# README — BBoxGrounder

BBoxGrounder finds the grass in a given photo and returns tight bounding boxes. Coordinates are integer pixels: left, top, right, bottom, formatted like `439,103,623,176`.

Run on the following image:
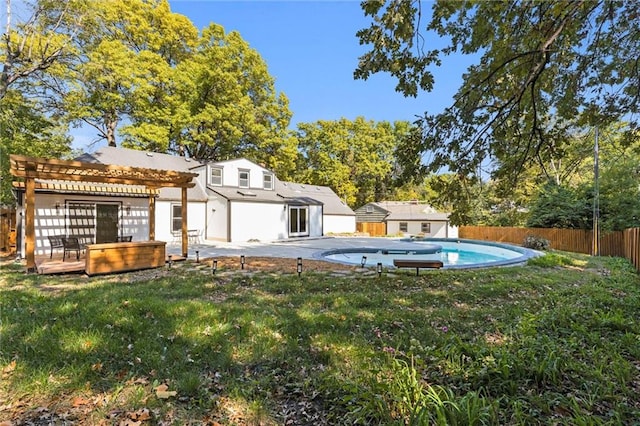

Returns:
1,252,639,424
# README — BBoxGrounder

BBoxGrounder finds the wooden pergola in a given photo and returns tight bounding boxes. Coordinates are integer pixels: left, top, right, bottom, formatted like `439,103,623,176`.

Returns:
10,154,197,272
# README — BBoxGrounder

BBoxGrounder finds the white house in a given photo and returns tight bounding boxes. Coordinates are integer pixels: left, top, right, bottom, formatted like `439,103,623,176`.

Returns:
79,148,356,243
354,201,458,238
14,147,356,255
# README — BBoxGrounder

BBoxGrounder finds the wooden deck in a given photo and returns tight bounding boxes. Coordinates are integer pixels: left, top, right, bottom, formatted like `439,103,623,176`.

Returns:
35,242,184,275
36,255,85,275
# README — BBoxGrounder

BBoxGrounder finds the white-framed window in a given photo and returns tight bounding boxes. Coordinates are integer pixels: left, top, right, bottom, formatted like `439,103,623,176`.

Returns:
421,222,431,233
263,173,273,190
365,205,374,213
172,204,182,232
399,222,408,232
210,167,222,186
239,169,250,188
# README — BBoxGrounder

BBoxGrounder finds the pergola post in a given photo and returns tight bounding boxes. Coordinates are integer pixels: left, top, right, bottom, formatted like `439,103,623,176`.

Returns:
181,186,188,257
25,176,35,272
148,195,156,240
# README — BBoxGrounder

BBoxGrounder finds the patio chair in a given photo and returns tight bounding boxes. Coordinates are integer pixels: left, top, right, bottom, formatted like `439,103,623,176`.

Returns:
47,235,64,259
62,237,82,261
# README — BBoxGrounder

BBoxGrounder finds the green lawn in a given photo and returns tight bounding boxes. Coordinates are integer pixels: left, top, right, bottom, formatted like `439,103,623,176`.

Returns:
1,252,639,425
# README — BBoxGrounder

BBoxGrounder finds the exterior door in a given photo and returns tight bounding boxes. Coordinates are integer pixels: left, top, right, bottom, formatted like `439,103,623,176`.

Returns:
96,204,120,243
289,206,309,237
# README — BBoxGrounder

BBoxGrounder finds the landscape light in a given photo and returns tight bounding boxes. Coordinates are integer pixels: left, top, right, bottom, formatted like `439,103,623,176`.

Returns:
168,255,172,268
297,257,302,277
377,262,383,277
240,255,245,269
212,259,217,275
361,256,367,268
195,250,199,263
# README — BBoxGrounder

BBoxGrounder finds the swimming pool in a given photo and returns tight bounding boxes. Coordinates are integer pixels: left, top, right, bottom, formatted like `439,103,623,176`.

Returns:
317,238,541,269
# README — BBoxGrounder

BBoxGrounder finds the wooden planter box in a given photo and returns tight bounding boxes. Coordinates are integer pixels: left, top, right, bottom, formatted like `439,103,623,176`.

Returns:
85,241,166,276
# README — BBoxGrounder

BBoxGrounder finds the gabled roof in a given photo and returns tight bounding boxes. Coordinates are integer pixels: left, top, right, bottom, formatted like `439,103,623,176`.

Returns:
279,181,354,216
76,147,208,201
76,146,202,172
207,179,354,215
74,148,354,213
370,201,450,221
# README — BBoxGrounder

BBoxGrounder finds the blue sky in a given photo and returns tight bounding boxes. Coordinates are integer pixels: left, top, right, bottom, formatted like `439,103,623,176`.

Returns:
74,1,474,150
169,0,467,126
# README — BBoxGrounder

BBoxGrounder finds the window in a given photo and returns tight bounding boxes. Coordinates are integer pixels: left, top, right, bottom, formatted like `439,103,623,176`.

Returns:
365,205,374,213
210,167,222,186
239,170,250,188
172,204,182,232
421,222,431,233
399,222,408,232
263,173,273,190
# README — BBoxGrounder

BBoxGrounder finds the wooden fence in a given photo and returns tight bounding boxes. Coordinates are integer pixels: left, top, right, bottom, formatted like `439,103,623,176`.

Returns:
0,208,16,254
356,222,386,237
459,225,640,272
624,228,640,272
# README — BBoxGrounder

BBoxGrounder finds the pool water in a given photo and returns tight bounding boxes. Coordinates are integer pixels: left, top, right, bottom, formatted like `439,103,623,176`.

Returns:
320,239,538,269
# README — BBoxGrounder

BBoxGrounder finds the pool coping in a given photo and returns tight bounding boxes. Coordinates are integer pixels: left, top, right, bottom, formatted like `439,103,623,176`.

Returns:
313,238,543,270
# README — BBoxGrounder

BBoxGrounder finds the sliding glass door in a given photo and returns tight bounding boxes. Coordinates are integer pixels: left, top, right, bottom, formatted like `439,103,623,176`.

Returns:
288,206,308,237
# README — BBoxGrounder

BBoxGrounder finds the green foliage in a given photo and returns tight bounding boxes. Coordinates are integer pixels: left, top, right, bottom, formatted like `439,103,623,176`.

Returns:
597,136,640,231
56,0,199,147
295,118,410,206
170,24,296,178
0,0,90,99
526,181,592,229
527,252,575,268
356,1,640,221
0,90,71,204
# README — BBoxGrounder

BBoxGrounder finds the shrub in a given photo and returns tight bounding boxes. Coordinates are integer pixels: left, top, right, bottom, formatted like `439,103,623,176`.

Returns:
523,235,550,250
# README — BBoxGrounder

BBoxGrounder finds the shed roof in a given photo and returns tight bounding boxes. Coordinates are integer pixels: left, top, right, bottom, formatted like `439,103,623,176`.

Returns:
371,201,450,221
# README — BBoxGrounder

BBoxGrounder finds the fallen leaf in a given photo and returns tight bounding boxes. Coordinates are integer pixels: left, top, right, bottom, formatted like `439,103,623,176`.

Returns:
154,384,177,399
72,396,90,407
2,360,16,374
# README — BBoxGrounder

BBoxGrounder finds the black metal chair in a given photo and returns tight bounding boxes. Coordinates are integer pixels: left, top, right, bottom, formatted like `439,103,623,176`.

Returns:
47,235,64,259
62,237,81,261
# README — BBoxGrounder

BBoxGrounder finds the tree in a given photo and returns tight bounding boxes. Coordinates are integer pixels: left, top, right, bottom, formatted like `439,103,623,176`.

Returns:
356,1,640,220
0,90,71,204
526,181,592,229
596,131,640,231
56,0,198,147
295,117,407,207
169,24,296,178
1,0,88,99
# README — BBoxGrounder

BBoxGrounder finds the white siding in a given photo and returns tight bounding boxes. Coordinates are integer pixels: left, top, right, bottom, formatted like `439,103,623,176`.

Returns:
207,197,228,241
21,194,148,256
308,205,323,237
387,220,457,238
211,159,273,189
230,202,287,242
154,201,206,243
324,215,356,234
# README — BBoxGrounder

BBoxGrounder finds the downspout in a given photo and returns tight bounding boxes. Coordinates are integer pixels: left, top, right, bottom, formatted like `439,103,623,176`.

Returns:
227,199,231,242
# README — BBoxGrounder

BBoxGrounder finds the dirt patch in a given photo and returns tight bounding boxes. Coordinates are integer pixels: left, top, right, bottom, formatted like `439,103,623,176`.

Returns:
202,256,359,273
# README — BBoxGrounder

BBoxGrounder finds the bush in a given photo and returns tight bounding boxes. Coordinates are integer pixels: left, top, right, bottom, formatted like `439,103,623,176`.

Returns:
523,235,550,250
